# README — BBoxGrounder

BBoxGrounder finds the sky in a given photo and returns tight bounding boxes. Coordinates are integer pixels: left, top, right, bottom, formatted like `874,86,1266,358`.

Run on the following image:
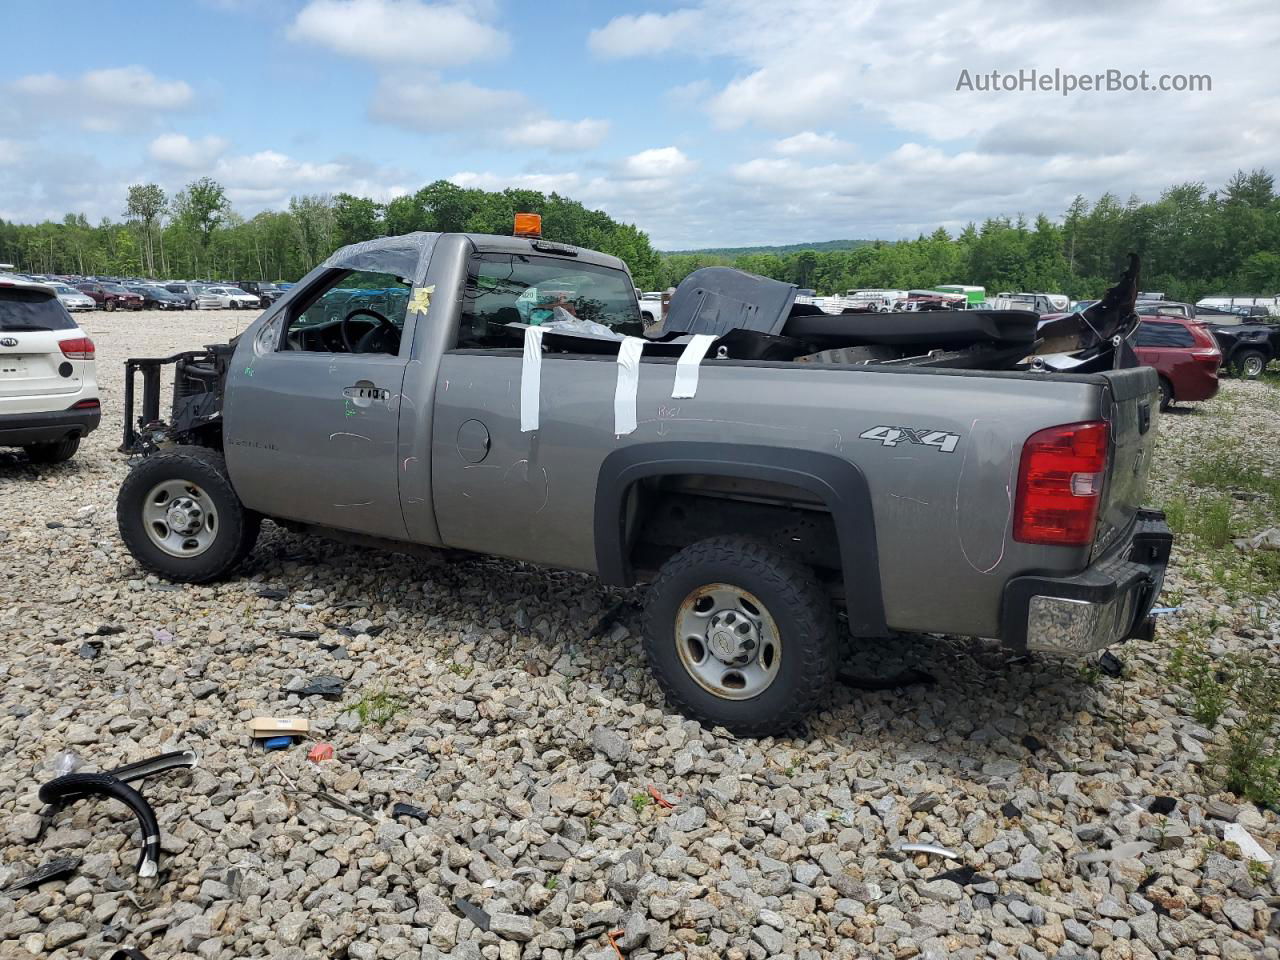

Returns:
1,0,1277,249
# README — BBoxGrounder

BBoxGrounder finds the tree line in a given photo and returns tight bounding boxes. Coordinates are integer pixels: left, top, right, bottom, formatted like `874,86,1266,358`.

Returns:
0,169,1276,302
0,178,663,288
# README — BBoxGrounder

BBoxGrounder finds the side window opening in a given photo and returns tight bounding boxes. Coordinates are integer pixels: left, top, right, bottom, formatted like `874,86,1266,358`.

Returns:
282,269,411,355
457,253,643,350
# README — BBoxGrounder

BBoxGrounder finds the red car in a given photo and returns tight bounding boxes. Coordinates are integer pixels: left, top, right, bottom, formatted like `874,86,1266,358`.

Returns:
1133,315,1221,409
75,281,144,311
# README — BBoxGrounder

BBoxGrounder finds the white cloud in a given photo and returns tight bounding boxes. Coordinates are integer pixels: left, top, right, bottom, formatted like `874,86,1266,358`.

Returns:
149,133,229,168
576,0,1280,247
503,118,610,152
7,66,193,133
588,9,703,57
773,131,851,156
81,67,193,110
0,140,25,166
369,74,525,131
619,146,697,180
369,75,608,153
289,0,508,66
449,170,588,195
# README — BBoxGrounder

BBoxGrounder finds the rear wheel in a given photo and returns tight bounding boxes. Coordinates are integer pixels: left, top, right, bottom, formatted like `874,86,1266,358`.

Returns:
23,436,80,463
1158,377,1173,410
1235,349,1268,380
642,536,837,737
117,446,260,583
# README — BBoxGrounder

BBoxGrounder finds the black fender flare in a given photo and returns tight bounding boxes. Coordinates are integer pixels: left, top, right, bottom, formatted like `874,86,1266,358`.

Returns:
594,442,888,637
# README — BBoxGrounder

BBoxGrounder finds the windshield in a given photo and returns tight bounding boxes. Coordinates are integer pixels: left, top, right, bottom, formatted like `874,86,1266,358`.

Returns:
0,289,77,332
52,284,76,294
103,283,129,293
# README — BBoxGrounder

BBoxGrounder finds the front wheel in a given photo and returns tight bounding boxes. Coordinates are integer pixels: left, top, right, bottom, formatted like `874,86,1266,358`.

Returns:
104,300,116,312
642,536,837,737
1158,377,1173,410
1235,349,1268,380
117,446,260,583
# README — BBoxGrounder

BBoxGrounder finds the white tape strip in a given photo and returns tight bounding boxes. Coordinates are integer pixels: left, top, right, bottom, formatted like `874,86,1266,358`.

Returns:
672,334,717,398
520,326,543,432
613,336,646,436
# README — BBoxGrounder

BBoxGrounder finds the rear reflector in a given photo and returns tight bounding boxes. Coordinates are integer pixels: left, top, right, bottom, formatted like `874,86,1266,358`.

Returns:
71,398,100,410
59,336,95,359
1014,420,1110,546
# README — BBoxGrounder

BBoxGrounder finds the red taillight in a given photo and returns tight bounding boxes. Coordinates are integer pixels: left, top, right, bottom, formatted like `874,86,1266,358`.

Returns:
1014,421,1110,546
59,336,95,359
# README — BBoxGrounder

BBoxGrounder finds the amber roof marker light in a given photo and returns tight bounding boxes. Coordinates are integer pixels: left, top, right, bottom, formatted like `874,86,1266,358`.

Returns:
514,212,542,238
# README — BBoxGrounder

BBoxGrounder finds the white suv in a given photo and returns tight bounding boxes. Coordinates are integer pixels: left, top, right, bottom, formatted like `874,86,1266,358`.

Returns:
0,276,100,462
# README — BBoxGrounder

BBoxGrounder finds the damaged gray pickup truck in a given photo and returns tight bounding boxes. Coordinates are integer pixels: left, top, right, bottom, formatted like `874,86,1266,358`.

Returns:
116,229,1170,735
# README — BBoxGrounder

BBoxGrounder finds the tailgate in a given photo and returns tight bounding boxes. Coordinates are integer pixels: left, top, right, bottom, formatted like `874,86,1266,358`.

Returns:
1094,366,1160,556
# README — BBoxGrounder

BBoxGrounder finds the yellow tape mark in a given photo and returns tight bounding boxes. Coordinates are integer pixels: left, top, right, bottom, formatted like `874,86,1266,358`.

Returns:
409,284,435,315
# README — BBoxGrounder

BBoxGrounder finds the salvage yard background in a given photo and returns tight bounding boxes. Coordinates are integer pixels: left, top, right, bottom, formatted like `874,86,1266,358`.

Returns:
1,309,1278,958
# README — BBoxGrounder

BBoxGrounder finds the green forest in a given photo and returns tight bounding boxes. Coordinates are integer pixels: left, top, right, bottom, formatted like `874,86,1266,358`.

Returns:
1,169,1277,302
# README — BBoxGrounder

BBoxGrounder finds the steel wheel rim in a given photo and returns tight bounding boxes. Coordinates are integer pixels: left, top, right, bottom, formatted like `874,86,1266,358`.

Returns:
1244,355,1264,377
675,583,781,700
142,479,220,558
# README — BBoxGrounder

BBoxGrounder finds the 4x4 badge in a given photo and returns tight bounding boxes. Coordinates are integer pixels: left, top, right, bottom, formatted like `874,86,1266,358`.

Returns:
859,424,961,453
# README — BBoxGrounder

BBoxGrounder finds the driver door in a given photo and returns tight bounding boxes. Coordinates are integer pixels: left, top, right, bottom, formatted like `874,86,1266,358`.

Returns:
223,269,413,539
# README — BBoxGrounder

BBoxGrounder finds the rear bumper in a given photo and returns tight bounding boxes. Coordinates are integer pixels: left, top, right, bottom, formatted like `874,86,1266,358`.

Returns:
0,405,101,446
1001,510,1172,656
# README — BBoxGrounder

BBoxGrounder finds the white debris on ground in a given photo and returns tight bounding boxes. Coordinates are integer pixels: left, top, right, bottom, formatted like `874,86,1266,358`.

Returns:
0,309,1277,960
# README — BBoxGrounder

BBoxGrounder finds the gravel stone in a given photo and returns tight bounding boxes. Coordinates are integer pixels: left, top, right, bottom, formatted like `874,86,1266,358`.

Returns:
0,315,1276,960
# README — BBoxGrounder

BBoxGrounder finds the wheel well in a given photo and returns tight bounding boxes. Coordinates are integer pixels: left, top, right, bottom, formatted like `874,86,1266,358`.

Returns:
623,475,843,588
594,442,888,637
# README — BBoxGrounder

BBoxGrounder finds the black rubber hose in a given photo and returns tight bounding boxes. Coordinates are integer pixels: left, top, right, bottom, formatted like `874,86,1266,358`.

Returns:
38,773,161,878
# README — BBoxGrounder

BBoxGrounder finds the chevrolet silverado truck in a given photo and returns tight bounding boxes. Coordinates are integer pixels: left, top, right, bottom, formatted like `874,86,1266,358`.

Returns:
114,229,1170,735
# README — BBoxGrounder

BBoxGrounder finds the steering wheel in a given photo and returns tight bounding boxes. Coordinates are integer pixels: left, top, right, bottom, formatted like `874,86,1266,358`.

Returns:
339,308,398,354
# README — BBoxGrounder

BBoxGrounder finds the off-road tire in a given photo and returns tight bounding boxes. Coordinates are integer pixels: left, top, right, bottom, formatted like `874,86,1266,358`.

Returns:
117,446,260,583
1158,377,1173,411
23,435,80,463
642,536,838,737
1234,349,1268,380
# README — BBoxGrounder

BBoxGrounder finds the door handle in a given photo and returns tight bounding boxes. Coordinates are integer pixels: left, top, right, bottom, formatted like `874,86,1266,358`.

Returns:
343,383,390,402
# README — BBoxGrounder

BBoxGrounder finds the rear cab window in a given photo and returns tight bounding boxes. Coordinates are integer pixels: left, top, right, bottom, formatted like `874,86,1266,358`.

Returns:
0,288,76,332
457,253,642,349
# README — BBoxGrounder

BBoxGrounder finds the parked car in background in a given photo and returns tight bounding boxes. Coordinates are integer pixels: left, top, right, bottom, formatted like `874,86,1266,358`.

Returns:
196,286,261,310
48,282,96,312
0,276,99,462
1137,301,1195,320
75,281,143,311
164,283,207,304
234,281,285,305
1133,315,1222,408
126,284,189,310
1201,311,1280,379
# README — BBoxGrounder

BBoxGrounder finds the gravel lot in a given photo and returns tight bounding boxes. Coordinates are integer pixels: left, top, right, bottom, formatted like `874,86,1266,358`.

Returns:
1,309,1277,959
